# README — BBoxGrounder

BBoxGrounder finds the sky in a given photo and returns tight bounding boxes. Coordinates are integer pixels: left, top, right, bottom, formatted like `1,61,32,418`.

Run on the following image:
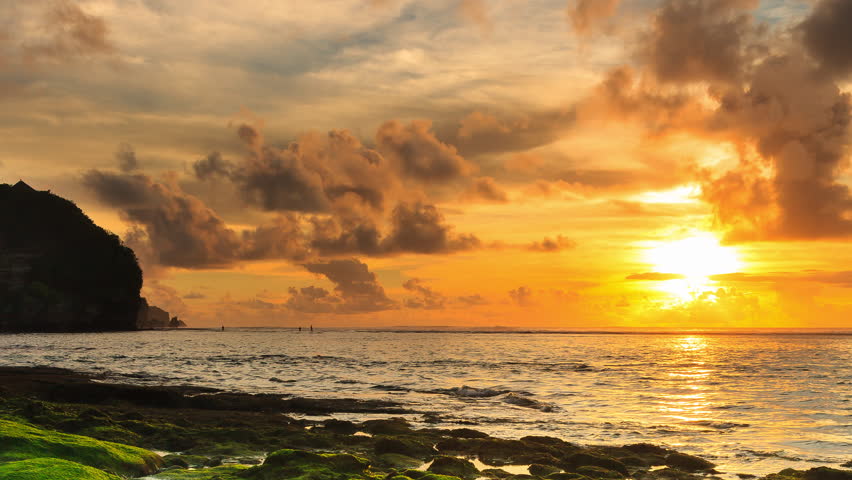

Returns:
1,0,851,328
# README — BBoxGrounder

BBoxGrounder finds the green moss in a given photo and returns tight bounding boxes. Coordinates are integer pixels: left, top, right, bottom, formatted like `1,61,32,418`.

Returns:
0,458,121,480
0,418,162,476
428,456,479,479
377,453,425,469
245,448,373,480
149,465,250,479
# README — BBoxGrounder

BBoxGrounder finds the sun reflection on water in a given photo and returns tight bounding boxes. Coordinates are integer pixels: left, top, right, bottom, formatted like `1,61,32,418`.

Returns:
657,336,716,424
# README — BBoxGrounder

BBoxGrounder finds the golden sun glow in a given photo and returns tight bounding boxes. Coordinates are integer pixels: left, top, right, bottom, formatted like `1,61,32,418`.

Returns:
645,234,743,301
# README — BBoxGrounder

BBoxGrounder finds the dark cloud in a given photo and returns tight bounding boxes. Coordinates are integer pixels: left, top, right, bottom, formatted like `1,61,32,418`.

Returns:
115,143,139,172
526,235,576,252
462,176,508,203
403,278,446,309
451,110,576,158
589,0,852,242
642,0,761,85
197,127,391,214
82,170,311,268
83,170,242,268
301,259,397,313
627,272,687,280
801,0,852,78
183,292,206,299
192,152,234,180
22,0,114,63
457,294,488,306
566,0,621,36
285,286,340,314
376,120,474,183
509,286,533,307
381,202,481,255
703,55,852,240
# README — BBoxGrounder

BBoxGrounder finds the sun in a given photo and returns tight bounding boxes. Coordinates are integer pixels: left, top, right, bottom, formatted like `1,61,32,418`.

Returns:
646,233,742,279
644,233,742,300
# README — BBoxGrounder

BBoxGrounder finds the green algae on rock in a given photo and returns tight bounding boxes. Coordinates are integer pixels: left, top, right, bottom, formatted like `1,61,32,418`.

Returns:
0,419,162,476
242,448,375,480
147,464,250,480
0,458,121,480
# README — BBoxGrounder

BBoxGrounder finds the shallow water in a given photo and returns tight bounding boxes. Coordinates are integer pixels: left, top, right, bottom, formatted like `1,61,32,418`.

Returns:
1,330,850,475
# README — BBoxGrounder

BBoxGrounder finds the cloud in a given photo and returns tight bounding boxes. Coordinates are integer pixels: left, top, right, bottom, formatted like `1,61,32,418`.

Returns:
403,278,446,309
19,0,115,64
82,170,310,268
376,120,475,183
461,176,508,203
566,0,621,36
509,286,533,306
381,202,481,254
627,272,687,280
115,143,138,172
526,235,576,252
192,152,234,180
299,259,397,313
801,0,852,78
458,0,492,35
456,294,488,306
183,291,207,299
584,0,852,242
641,0,762,85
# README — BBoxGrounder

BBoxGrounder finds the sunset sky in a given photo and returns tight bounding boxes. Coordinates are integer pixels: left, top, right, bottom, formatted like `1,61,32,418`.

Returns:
2,0,851,328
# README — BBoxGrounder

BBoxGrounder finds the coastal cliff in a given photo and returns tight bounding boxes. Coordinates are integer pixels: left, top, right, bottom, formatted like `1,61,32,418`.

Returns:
0,181,144,332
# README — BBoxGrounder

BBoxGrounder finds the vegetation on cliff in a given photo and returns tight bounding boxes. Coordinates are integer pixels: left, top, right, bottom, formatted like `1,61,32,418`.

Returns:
0,181,143,331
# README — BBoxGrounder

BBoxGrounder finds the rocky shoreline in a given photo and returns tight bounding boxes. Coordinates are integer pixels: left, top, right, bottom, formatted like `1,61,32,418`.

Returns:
0,366,849,480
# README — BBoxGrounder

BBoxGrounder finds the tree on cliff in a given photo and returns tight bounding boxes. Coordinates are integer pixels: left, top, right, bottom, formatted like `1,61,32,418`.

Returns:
0,181,143,331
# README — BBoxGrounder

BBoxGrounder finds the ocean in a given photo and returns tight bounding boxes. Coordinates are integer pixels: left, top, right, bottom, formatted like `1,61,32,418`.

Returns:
1,329,849,476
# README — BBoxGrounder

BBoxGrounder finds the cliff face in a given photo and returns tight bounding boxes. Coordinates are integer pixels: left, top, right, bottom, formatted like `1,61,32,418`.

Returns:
0,181,144,332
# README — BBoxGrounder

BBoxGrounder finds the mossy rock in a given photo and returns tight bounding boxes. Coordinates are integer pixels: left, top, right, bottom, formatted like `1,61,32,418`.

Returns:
377,453,425,469
561,453,628,477
547,473,589,480
149,465,250,479
802,467,852,480
0,458,121,480
575,466,624,479
664,453,715,472
245,448,371,480
530,464,562,476
0,419,162,476
428,456,479,479
376,436,435,458
362,418,413,435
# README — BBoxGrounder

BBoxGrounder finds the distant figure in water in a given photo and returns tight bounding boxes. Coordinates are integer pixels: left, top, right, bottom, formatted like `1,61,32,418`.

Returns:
310,325,313,332
298,327,301,332
221,326,224,332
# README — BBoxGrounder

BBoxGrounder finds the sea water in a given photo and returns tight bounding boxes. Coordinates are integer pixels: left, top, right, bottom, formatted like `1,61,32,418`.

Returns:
1,330,849,475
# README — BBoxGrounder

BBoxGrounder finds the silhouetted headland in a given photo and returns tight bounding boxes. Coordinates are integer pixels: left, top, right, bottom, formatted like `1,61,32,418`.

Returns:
0,181,181,332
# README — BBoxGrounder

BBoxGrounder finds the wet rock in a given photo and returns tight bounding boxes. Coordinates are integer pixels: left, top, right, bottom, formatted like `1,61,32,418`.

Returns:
377,453,424,469
375,437,435,458
363,418,413,435
842,463,852,469
547,473,590,480
428,456,480,479
482,468,513,478
322,419,359,435
576,466,625,479
530,464,562,476
802,467,852,480
561,453,629,477
449,428,490,439
664,453,715,472
623,444,671,456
